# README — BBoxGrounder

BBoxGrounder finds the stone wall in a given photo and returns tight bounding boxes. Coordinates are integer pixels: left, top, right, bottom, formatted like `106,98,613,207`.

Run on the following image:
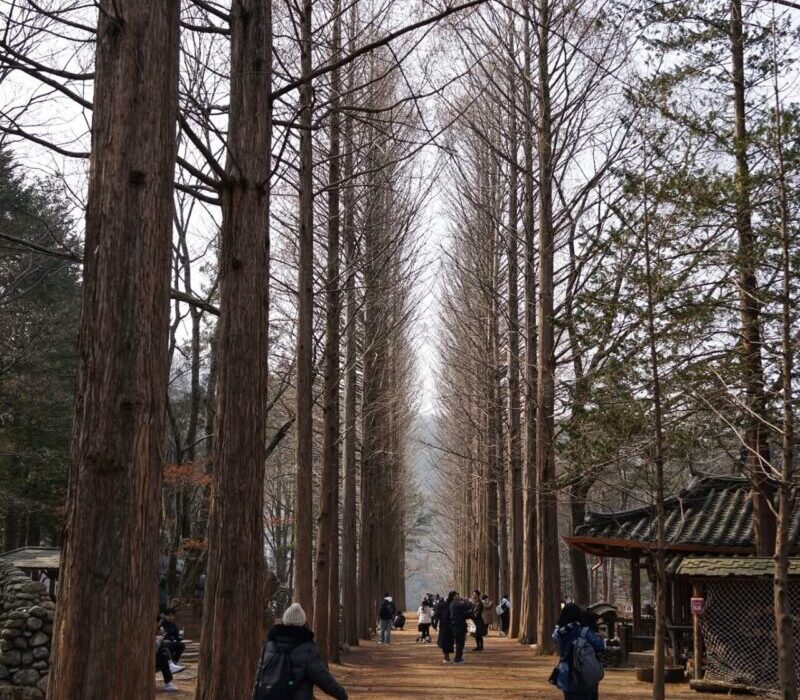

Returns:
0,563,53,699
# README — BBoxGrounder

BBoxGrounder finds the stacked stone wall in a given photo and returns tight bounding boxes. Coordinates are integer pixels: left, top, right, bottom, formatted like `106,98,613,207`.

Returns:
0,563,53,699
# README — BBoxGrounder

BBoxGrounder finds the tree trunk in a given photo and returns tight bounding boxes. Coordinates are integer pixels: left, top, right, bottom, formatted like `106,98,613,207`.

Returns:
340,27,359,647
519,4,539,645
506,13,524,638
534,0,561,654
569,484,590,605
358,201,378,640
642,138,666,700
294,0,316,622
771,55,796,700
730,0,774,556
314,0,342,661
195,1,272,697
48,3,180,698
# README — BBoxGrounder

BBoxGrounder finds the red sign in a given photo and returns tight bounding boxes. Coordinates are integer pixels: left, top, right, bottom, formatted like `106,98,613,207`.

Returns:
691,597,705,615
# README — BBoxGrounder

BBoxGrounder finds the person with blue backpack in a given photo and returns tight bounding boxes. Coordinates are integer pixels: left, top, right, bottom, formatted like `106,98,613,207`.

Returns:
251,603,348,700
550,603,605,700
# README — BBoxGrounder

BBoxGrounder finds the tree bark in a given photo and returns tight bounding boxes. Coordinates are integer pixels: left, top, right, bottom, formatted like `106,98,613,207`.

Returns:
771,52,796,700
294,0,315,622
340,15,359,646
314,0,342,662
48,2,180,697
568,483,591,606
534,0,561,654
506,11,524,638
195,0,272,697
519,4,539,645
642,136,666,700
730,0,775,556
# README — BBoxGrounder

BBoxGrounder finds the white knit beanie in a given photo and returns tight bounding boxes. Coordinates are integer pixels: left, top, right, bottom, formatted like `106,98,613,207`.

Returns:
282,603,307,627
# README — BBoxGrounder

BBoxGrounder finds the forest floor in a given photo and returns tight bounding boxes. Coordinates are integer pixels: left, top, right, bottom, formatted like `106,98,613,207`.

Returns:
158,614,744,699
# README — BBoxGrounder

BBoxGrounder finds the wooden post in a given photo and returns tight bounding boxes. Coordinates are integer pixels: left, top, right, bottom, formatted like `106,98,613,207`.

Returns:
632,551,642,635
692,581,703,680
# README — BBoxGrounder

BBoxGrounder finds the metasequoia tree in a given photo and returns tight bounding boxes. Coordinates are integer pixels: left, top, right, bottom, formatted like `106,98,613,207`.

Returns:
294,0,316,622
505,5,524,639
313,0,343,662
48,2,181,698
340,0,360,647
195,0,272,696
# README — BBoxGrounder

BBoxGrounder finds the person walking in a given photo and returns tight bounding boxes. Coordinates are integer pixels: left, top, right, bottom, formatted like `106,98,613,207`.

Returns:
550,603,605,700
252,603,348,700
378,594,396,644
436,591,456,663
449,593,474,664
417,598,433,643
497,594,511,637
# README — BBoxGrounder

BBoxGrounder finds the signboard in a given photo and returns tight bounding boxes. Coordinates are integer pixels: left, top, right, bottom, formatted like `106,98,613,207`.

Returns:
690,597,705,615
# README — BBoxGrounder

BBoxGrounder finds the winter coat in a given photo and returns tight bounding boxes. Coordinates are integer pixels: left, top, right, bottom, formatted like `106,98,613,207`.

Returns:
552,621,605,693
161,619,181,643
254,624,348,700
418,605,433,625
378,597,396,621
435,599,454,653
472,600,488,636
449,600,473,631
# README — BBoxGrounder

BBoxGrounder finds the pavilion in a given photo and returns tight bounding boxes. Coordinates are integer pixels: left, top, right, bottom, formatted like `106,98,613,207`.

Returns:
564,472,800,666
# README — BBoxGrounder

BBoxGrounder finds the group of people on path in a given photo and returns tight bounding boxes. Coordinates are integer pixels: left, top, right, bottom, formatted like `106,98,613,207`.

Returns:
431,589,499,663
240,593,606,700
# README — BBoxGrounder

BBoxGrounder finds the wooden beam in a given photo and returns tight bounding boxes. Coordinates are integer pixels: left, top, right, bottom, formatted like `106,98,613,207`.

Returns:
632,551,642,635
692,581,703,681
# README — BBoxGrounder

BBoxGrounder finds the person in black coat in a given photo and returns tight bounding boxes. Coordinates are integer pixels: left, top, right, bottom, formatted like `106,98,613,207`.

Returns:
449,594,474,664
436,591,456,663
161,608,185,664
252,603,348,700
470,590,487,651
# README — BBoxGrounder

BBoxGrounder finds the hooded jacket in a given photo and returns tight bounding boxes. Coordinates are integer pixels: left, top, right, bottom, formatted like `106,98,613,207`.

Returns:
254,624,348,700
552,621,605,692
378,597,396,620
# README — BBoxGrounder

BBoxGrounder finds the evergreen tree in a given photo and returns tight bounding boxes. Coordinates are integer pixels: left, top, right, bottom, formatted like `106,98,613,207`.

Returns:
0,152,80,549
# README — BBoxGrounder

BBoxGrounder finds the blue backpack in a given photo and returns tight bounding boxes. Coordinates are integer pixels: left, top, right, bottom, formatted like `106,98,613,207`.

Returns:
572,628,604,688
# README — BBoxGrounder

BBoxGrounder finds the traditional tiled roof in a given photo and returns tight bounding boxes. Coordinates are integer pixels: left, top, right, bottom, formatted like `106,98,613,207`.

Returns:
677,557,800,578
0,547,61,571
567,473,800,554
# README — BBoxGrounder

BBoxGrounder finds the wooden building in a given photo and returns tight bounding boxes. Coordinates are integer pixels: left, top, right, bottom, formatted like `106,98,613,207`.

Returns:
677,557,800,697
564,472,800,668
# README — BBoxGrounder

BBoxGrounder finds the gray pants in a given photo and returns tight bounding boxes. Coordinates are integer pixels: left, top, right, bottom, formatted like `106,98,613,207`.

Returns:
379,618,392,643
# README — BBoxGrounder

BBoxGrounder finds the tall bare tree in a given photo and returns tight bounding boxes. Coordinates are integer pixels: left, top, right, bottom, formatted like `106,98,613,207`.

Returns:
196,1,272,697
49,2,181,698
294,0,316,622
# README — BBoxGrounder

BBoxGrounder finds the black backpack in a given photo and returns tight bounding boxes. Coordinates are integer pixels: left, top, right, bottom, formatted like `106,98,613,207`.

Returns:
252,644,296,700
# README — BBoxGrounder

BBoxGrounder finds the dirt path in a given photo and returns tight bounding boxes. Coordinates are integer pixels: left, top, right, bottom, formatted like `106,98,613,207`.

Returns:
330,617,729,700
161,614,744,699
